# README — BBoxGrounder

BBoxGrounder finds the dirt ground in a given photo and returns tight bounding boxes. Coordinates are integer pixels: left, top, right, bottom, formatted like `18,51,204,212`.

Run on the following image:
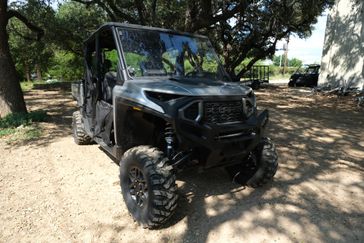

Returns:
1,85,363,243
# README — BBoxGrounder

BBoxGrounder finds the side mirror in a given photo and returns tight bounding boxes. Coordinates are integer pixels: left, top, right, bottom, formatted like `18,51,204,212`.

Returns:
127,66,135,77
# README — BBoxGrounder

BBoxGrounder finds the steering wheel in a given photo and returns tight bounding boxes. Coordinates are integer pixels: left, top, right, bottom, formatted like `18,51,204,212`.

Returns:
185,71,199,77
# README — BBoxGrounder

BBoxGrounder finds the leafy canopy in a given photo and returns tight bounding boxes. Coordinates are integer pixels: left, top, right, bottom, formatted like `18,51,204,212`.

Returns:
73,0,333,80
8,0,333,81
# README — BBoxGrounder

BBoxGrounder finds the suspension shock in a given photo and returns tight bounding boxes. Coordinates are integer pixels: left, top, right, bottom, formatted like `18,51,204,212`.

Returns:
164,123,175,159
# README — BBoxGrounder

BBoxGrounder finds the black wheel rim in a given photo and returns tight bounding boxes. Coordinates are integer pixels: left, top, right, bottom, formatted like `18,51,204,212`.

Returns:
245,152,258,171
128,167,148,207
232,152,258,184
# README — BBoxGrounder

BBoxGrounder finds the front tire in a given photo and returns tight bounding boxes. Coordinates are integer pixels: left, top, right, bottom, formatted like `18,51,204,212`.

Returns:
246,137,278,187
227,137,278,187
119,146,178,228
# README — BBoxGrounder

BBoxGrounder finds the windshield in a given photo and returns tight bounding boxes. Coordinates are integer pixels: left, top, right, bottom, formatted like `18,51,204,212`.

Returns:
118,28,229,81
305,66,319,74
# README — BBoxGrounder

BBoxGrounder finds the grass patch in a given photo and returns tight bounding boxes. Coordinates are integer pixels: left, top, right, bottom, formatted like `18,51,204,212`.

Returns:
0,110,47,129
0,111,47,143
21,80,45,92
4,125,43,144
0,128,16,138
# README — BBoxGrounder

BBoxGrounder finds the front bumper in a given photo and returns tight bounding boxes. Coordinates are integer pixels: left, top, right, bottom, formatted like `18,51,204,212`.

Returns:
175,109,269,168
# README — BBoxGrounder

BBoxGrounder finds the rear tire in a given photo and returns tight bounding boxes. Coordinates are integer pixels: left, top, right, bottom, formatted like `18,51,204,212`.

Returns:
72,111,92,145
119,146,178,229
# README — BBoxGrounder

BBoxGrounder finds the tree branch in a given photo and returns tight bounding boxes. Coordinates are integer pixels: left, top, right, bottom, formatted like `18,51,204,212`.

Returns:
7,10,44,40
8,22,39,41
190,4,242,32
72,0,138,23
72,0,115,20
134,0,147,25
151,0,158,23
235,30,289,80
103,0,137,23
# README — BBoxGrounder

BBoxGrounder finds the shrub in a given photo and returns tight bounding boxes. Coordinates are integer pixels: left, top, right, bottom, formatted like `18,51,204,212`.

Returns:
0,110,48,129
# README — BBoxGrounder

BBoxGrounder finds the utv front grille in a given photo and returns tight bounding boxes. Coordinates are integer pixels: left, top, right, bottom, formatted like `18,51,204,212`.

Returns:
204,101,244,124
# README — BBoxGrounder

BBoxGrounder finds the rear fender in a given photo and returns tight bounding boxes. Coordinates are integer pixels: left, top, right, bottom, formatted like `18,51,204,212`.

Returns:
71,80,85,107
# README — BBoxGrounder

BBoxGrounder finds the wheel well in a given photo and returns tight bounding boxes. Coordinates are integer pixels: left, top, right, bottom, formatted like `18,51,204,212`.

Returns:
115,107,168,152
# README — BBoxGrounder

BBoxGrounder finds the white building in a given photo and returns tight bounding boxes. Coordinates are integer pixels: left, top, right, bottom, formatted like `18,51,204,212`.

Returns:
319,0,364,89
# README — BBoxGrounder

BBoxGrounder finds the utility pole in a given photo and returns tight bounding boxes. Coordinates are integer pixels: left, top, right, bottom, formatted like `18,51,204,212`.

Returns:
283,35,290,75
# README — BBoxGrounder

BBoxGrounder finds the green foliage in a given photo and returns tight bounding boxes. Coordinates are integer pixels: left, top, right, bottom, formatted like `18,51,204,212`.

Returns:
235,59,265,75
201,58,218,73
20,80,45,91
47,51,83,80
269,65,297,77
272,55,281,66
0,111,46,142
8,0,106,82
7,0,331,83
0,128,17,138
8,0,56,80
48,1,106,80
124,52,146,76
1,125,43,143
272,55,303,67
0,111,47,129
17,126,42,140
53,1,107,55
104,50,119,72
289,58,303,67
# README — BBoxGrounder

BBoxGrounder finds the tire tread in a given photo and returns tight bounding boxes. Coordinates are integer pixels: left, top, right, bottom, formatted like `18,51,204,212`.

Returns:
72,111,92,145
120,146,178,229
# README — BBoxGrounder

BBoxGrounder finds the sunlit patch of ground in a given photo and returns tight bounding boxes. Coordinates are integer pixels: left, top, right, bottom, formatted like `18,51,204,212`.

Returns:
0,86,363,242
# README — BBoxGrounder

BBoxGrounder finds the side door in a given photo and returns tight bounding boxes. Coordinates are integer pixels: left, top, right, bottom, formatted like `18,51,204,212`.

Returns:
83,36,100,137
93,28,122,146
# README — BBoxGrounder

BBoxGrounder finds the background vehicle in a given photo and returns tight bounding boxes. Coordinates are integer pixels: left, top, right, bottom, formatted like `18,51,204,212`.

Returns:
71,23,278,228
288,64,320,87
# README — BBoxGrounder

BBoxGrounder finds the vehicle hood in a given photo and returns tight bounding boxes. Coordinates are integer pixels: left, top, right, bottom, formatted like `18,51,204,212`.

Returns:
123,78,252,97
113,78,253,114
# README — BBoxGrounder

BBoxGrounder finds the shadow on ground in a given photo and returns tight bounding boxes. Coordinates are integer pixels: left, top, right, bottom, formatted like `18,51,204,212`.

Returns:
7,85,363,242
86,87,363,242
162,87,364,242
5,84,75,148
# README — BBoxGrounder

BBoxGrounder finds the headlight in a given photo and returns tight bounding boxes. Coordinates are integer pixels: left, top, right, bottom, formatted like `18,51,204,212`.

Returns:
145,91,184,102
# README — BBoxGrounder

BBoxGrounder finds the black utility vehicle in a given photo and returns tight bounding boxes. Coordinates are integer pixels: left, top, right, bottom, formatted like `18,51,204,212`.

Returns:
288,64,320,87
71,23,278,228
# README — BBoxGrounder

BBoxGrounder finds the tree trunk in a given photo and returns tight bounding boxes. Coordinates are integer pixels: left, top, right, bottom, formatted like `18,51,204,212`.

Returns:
0,1,27,118
35,63,42,81
24,62,31,81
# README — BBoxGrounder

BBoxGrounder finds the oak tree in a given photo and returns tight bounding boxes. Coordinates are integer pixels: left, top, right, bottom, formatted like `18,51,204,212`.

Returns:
0,0,43,117
73,0,333,80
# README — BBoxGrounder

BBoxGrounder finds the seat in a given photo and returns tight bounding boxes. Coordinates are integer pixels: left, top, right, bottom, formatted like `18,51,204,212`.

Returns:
100,59,116,103
103,71,117,103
